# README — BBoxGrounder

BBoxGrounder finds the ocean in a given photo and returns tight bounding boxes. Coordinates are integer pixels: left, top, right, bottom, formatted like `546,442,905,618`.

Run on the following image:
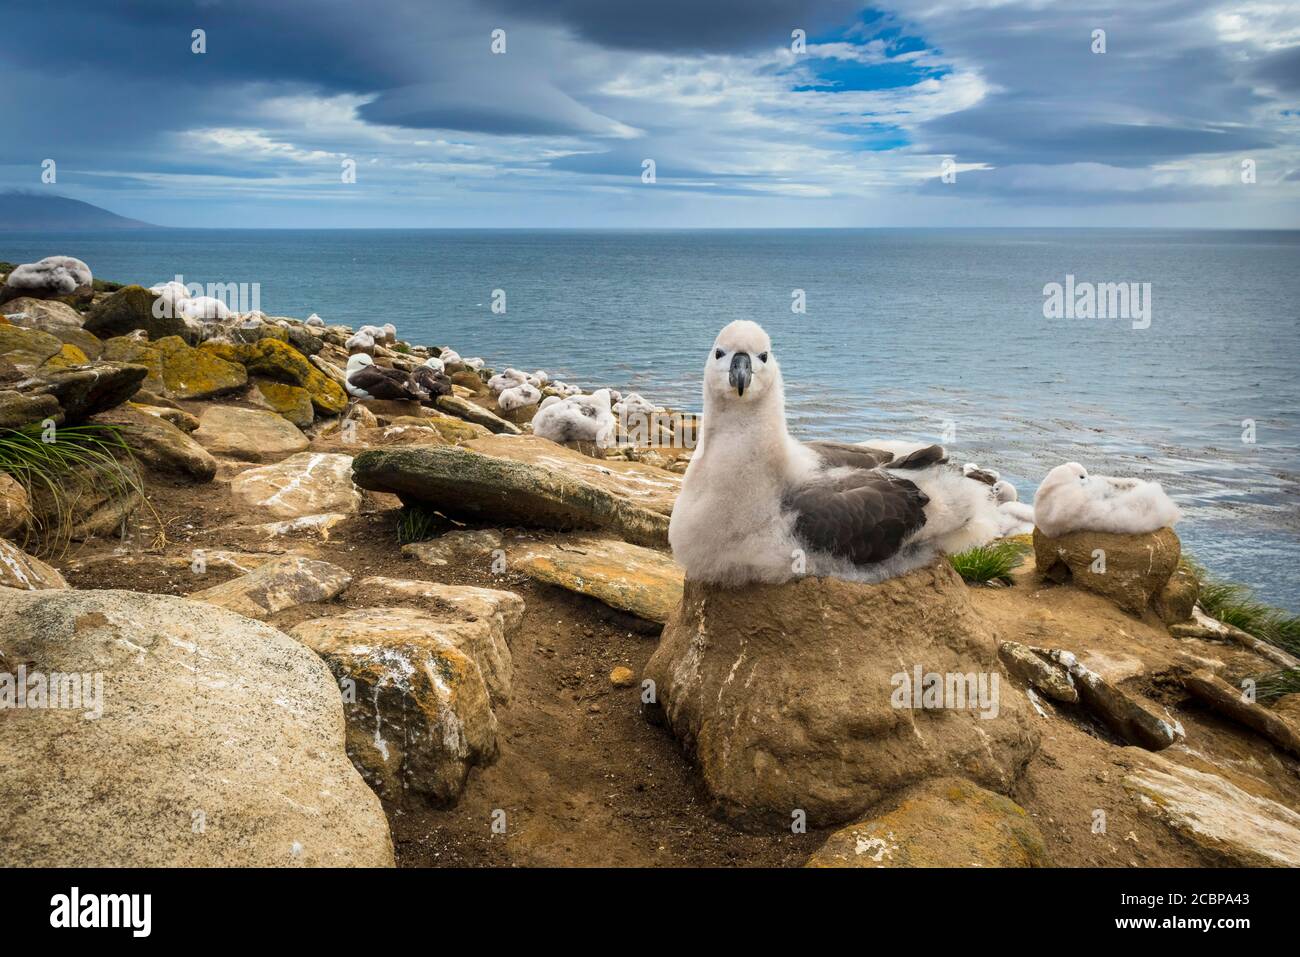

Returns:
4,228,1298,609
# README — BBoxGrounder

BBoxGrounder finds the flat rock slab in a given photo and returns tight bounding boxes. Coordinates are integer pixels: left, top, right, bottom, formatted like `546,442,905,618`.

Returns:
466,434,681,516
645,562,1040,828
189,554,351,619
1034,527,1180,617
510,536,682,623
806,777,1049,867
352,443,670,547
403,528,505,569
0,588,393,866
230,452,362,520
289,607,500,806
1124,751,1300,867
0,539,67,589
193,405,310,462
435,394,521,435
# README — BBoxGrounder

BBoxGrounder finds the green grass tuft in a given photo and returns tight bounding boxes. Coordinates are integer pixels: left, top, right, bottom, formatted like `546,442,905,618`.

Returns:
0,422,147,556
949,540,1030,585
1181,558,1300,657
1252,667,1300,704
395,504,442,545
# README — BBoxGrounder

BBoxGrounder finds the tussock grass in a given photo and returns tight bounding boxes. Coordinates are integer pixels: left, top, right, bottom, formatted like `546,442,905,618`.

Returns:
1181,558,1300,657
0,423,150,556
395,504,442,545
1252,667,1300,704
949,540,1029,585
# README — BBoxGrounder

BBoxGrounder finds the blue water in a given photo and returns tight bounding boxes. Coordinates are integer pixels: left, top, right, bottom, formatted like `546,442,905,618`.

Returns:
4,228,1298,608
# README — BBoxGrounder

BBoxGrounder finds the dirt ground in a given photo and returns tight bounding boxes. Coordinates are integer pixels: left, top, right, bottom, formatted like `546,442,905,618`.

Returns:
50,453,1300,868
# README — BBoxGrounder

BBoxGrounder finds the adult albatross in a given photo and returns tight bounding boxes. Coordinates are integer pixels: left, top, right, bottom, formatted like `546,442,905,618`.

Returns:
668,320,1001,585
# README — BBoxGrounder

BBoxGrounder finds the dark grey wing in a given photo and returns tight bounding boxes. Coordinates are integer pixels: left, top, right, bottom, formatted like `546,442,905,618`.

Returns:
806,441,895,470
888,444,948,469
351,366,415,400
964,467,998,485
412,367,451,397
786,471,929,565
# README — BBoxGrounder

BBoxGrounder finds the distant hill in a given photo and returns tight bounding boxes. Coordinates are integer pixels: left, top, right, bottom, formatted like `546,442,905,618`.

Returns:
0,192,156,230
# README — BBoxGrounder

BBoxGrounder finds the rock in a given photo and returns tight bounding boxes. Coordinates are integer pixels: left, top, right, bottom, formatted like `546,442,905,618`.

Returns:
288,608,500,805
805,777,1049,867
251,376,314,426
26,461,144,541
13,361,147,421
84,285,195,341
93,407,217,481
451,370,487,394
0,389,60,429
435,394,522,435
610,666,636,688
232,512,349,540
130,401,200,432
100,336,165,393
0,256,92,304
402,528,505,568
189,554,352,619
465,433,680,517
1046,649,1179,750
192,406,310,462
153,335,247,400
348,578,523,702
511,535,683,623
200,339,347,415
1033,526,1180,616
359,397,426,421
230,452,362,520
0,588,394,866
1180,668,1300,758
41,342,91,370
1124,751,1300,867
644,563,1039,827
0,323,63,369
1,298,102,359
1153,566,1199,624
1172,607,1300,670
998,640,1079,703
388,413,491,444
0,538,67,589
0,473,32,538
352,444,671,548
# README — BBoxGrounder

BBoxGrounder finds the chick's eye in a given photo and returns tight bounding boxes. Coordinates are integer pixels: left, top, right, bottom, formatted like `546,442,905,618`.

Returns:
714,349,725,359
757,352,768,362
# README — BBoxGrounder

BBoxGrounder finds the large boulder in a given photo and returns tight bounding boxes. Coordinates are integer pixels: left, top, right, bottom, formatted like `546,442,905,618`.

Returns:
94,407,218,481
0,390,60,429
200,339,346,415
251,377,314,426
0,588,394,866
27,460,144,541
644,562,1040,827
289,607,501,805
0,323,63,369
12,361,147,421
1033,527,1180,616
230,452,362,520
805,777,1049,867
0,256,92,304
1,297,102,359
192,406,310,462
152,336,247,400
352,443,671,548
84,285,197,341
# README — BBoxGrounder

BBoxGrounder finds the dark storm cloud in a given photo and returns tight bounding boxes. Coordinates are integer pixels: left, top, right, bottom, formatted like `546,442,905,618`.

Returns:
479,0,863,53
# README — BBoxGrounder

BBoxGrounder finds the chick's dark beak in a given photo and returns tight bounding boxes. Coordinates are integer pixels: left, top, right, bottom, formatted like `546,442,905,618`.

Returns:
729,352,752,396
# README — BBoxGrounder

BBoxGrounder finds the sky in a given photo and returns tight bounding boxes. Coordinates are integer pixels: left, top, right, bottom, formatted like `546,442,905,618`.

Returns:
3,0,1299,228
